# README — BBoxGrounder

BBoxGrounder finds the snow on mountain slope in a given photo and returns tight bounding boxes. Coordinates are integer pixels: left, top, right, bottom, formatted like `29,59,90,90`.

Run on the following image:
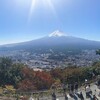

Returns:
49,30,66,37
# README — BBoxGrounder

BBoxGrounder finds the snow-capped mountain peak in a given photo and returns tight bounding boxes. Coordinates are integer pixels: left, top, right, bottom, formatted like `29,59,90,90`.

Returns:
49,30,65,37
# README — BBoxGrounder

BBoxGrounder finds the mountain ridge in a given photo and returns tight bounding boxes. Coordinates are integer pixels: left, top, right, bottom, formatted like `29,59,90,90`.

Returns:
1,30,100,47
0,31,100,53
1,35,100,47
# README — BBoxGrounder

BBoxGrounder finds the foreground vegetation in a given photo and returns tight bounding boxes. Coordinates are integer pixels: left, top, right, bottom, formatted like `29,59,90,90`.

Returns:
0,57,100,93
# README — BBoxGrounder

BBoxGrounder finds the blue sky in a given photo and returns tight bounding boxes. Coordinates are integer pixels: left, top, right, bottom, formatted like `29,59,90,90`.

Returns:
0,0,100,45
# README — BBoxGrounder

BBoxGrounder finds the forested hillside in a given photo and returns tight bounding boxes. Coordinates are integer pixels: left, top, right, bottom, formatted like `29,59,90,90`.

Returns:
0,57,100,92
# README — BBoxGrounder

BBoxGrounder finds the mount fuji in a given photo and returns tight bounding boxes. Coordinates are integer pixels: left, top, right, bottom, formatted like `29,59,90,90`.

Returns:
0,30,100,54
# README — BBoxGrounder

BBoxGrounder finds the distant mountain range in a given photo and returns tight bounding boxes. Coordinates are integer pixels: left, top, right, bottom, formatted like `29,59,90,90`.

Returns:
0,30,100,54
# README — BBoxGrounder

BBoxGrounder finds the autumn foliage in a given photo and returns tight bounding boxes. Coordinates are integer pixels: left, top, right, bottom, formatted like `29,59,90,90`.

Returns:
18,67,54,91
